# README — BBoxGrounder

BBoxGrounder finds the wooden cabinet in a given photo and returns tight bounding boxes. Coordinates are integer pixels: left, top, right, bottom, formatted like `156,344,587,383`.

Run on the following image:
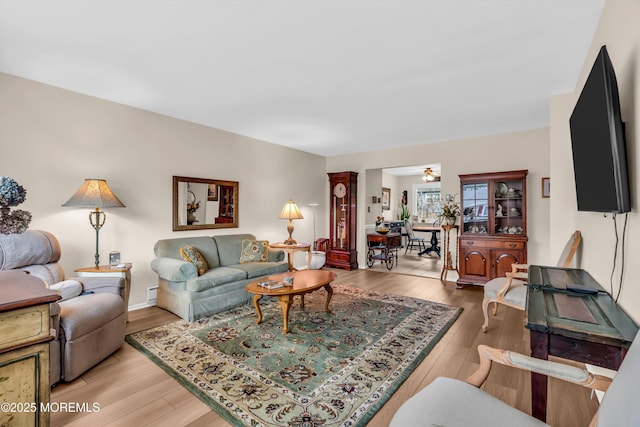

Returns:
0,271,60,427
215,184,235,224
327,172,358,270
457,170,528,286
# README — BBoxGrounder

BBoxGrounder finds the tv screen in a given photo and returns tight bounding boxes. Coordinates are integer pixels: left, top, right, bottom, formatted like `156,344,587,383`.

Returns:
570,45,630,213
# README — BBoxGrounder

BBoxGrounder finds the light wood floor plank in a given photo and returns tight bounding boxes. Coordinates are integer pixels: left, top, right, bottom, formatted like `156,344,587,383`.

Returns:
51,264,597,426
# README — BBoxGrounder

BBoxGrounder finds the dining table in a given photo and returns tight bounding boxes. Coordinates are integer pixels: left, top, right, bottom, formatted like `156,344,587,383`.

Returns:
412,224,441,257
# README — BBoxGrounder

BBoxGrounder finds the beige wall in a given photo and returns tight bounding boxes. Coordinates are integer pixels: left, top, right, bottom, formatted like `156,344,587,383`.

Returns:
550,0,640,321
327,128,551,269
0,73,327,307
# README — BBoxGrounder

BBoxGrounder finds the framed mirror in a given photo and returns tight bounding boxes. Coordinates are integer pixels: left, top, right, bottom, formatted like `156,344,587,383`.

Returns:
173,176,239,231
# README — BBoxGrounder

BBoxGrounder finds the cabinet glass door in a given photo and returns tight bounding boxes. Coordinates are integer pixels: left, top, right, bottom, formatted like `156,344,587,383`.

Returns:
462,182,489,234
333,195,348,249
493,179,524,235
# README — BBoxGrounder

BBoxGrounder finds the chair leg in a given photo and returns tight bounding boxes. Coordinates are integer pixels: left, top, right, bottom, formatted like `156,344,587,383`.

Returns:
492,301,498,316
482,297,491,333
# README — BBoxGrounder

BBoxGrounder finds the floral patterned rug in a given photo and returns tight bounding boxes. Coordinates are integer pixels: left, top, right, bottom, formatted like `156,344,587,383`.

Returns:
126,284,462,426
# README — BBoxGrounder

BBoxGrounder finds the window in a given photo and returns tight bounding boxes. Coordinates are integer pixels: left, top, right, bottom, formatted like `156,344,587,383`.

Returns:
413,183,441,221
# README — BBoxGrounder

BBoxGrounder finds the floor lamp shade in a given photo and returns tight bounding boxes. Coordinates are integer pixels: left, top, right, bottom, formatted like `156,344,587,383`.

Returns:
279,199,303,245
62,179,125,267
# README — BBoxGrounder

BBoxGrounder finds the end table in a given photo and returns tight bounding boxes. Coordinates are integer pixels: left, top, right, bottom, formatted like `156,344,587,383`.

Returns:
74,263,132,321
269,243,311,271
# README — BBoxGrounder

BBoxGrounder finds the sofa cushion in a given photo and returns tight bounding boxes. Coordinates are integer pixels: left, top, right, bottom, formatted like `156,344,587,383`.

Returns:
185,267,248,292
214,234,256,267
180,245,209,276
240,240,269,263
154,236,220,269
229,262,289,279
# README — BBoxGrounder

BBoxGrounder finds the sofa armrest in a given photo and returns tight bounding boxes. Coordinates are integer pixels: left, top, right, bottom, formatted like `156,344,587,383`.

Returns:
269,250,285,263
69,276,125,298
151,257,198,281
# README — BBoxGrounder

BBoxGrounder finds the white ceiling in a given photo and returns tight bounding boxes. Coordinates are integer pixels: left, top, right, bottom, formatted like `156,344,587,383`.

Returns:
0,1,604,157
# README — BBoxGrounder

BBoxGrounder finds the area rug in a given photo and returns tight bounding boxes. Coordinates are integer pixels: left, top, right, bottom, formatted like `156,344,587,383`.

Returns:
126,284,462,426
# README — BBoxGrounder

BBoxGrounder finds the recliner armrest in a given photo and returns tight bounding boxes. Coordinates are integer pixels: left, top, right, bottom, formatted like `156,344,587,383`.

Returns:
151,257,198,281
70,276,125,298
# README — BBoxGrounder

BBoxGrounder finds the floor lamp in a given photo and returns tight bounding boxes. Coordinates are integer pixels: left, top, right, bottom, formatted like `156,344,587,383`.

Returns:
63,179,126,267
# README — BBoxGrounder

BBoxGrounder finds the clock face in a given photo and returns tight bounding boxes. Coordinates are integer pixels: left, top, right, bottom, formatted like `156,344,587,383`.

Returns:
333,183,347,198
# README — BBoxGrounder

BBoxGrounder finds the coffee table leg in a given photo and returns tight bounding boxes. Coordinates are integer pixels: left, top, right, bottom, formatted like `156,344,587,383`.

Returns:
323,284,333,313
252,294,263,324
277,295,293,334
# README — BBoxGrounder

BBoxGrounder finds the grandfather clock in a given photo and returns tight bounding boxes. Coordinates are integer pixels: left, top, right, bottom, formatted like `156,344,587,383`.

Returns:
327,172,358,270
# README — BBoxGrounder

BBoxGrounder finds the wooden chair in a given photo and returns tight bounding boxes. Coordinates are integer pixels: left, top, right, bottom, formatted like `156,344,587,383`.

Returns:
482,230,581,332
403,219,426,254
391,329,639,426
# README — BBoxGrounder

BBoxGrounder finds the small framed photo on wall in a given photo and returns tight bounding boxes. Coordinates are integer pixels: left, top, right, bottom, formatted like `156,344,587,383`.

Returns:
542,177,550,198
382,187,391,210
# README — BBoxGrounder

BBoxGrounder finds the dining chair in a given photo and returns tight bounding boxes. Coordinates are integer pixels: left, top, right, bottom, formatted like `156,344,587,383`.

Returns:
482,230,582,332
403,219,426,254
391,328,638,426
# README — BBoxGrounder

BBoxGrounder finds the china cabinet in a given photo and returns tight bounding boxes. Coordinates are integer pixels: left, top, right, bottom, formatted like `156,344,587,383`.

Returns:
326,172,358,270
457,170,528,286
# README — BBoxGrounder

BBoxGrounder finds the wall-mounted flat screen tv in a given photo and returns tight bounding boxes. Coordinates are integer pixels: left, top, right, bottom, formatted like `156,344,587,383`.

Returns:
569,45,630,213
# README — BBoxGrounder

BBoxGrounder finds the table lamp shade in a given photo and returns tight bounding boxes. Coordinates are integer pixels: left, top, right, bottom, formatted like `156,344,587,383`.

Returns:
62,179,125,267
62,179,126,208
279,199,303,245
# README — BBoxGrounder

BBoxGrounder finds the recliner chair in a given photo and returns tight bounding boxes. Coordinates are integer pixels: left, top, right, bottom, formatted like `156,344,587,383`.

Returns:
0,230,126,383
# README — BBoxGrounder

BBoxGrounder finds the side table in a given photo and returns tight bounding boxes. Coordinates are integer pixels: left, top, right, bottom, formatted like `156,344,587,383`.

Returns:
75,263,132,321
440,224,459,283
269,243,311,271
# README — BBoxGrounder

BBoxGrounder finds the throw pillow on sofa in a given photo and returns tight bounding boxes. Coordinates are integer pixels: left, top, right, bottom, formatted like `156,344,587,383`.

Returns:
239,240,269,263
180,245,209,275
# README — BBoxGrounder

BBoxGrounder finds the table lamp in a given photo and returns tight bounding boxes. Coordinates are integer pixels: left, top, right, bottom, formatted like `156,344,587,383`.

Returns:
279,199,303,245
62,179,125,267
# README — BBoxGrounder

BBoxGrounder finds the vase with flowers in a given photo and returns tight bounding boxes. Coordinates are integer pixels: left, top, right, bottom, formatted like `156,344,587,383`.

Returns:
437,198,460,226
0,176,32,234
375,215,384,227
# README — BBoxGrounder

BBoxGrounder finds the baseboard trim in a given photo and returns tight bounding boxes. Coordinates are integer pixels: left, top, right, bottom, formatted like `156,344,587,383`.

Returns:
129,302,157,311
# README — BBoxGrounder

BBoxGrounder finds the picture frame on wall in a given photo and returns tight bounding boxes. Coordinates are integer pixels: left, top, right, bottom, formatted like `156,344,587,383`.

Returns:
542,177,550,198
207,183,218,201
382,187,391,210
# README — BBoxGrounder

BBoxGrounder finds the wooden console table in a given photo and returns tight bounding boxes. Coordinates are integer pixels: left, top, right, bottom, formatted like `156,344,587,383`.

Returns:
525,265,638,422
0,271,61,427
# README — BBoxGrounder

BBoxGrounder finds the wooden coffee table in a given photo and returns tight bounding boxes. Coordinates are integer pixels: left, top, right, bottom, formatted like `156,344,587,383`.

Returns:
246,269,337,334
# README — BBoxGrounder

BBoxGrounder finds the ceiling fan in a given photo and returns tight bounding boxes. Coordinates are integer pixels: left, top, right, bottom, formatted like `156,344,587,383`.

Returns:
422,167,441,182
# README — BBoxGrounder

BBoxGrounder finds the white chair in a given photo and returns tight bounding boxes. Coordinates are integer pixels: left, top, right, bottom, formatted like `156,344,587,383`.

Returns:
482,230,581,332
391,330,640,426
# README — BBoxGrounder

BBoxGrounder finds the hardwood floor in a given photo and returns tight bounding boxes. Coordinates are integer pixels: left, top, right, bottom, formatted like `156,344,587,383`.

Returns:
51,269,597,426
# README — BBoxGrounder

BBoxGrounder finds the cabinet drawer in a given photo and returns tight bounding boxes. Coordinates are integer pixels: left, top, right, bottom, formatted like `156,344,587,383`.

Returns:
460,239,525,250
0,304,50,351
497,241,526,250
460,239,493,248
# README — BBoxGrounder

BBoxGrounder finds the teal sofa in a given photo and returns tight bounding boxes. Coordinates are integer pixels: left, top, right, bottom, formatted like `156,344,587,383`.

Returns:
151,234,288,321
